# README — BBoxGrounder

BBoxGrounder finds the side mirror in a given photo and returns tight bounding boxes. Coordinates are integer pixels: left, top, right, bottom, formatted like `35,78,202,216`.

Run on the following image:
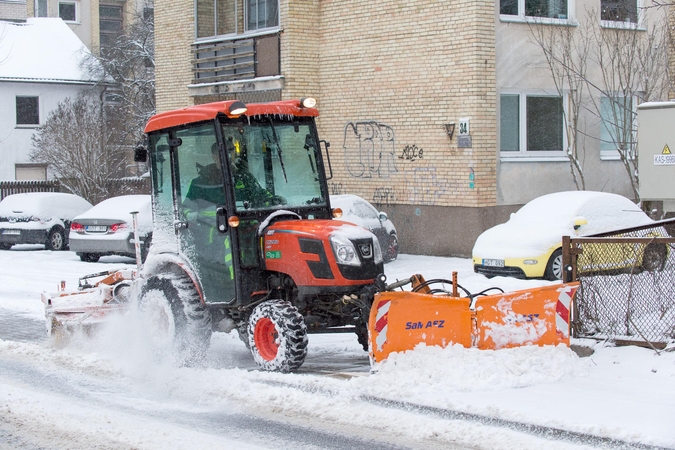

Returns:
134,145,147,162
573,216,588,231
379,212,388,222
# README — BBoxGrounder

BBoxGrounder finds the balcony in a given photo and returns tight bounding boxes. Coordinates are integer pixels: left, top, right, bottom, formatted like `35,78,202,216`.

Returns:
191,32,280,86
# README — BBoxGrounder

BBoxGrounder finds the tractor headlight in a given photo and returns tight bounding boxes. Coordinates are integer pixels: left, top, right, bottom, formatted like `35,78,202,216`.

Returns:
372,236,383,264
330,235,361,266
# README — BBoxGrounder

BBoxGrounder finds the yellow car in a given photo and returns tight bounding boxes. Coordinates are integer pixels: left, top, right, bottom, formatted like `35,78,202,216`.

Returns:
472,191,656,280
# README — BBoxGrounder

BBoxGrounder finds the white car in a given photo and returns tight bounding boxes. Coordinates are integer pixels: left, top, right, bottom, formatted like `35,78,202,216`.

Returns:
69,195,152,262
0,192,93,251
472,191,656,280
330,194,399,263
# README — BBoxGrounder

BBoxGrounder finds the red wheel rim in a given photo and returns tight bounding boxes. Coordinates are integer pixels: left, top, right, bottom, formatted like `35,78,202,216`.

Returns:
254,317,279,361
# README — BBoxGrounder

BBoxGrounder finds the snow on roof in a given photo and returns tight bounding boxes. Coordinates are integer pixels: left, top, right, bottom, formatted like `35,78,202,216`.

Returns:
0,18,98,83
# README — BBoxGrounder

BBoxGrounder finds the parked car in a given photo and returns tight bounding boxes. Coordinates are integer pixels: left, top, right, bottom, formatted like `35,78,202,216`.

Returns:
0,192,93,251
472,191,657,280
69,195,152,262
330,194,399,263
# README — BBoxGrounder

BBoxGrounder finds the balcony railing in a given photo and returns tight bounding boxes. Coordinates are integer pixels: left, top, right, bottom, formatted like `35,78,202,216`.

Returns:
191,32,280,85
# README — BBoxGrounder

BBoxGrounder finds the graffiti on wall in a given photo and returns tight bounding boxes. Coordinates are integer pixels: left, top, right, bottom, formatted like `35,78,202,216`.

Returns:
373,187,396,206
404,167,457,206
399,144,423,161
329,182,344,195
343,121,398,178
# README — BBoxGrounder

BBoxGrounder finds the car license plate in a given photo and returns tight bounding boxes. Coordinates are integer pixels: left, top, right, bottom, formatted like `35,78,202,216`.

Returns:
85,225,107,232
1,229,20,235
483,258,504,267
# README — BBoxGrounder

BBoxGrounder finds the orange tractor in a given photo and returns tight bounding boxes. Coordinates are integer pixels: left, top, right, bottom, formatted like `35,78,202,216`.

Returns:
42,98,579,372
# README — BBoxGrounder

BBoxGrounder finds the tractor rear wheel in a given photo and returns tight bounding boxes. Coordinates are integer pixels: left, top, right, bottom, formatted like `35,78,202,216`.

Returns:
247,300,308,372
138,272,212,365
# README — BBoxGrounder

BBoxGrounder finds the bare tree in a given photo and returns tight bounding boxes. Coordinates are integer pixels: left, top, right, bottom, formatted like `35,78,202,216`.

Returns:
82,0,155,149
529,9,670,201
30,92,129,205
530,19,591,190
587,12,670,199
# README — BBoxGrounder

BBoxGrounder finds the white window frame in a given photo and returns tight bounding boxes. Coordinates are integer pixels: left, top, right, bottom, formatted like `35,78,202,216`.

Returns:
499,0,576,25
600,0,644,29
58,1,79,23
499,91,569,161
15,95,40,128
599,95,637,161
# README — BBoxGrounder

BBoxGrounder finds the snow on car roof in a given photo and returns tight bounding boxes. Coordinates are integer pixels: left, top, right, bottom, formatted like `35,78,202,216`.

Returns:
0,192,93,220
75,195,152,231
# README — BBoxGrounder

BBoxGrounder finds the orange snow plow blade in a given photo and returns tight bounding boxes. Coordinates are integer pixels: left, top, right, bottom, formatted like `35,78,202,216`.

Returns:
368,277,579,364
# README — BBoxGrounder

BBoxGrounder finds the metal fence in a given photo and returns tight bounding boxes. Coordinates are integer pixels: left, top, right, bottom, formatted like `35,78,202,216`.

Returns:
563,219,675,348
0,180,60,201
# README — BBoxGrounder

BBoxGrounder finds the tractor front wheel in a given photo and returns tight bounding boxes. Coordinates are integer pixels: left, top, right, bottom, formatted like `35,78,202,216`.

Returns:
247,300,308,372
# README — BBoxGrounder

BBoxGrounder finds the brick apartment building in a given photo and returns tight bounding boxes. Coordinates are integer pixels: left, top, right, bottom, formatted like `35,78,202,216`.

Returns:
153,0,670,256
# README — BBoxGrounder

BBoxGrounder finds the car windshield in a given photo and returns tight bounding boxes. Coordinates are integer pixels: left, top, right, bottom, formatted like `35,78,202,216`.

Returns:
221,117,326,212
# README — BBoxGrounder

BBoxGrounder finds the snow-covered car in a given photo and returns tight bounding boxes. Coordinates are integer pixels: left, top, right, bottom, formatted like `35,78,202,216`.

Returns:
472,191,656,280
330,194,399,263
69,195,152,262
0,192,93,251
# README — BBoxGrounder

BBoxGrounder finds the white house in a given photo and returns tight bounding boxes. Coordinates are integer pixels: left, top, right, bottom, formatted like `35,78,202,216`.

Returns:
0,17,103,180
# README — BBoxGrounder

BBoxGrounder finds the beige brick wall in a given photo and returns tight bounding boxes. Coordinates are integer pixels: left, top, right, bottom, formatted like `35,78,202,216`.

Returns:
154,0,194,112
316,0,497,209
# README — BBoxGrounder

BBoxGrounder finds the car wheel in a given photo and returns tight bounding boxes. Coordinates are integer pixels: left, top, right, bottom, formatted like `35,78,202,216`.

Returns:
0,243,12,250
384,233,399,263
642,243,667,272
544,249,563,281
79,253,100,263
46,228,66,251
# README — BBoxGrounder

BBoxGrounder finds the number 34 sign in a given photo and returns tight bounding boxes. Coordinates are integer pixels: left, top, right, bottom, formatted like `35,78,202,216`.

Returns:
458,118,470,136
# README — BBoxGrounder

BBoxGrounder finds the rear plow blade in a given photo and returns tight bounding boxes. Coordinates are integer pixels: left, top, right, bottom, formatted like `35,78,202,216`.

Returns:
368,282,579,364
41,269,136,341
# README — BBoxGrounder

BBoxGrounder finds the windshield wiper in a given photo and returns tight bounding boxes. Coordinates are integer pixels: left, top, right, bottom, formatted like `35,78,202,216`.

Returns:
268,118,287,182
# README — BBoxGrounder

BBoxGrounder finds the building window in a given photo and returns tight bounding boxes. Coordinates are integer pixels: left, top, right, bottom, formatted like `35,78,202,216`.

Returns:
500,0,568,20
196,0,237,39
58,1,77,22
16,96,40,126
600,96,635,159
36,0,48,17
15,164,47,181
500,93,565,156
601,0,638,24
100,4,123,48
246,0,278,31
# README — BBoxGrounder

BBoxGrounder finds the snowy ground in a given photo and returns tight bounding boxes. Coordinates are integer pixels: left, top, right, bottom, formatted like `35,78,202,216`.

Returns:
0,246,673,449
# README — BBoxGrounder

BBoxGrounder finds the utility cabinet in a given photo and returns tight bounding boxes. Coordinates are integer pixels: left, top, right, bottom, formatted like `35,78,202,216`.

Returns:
637,101,675,213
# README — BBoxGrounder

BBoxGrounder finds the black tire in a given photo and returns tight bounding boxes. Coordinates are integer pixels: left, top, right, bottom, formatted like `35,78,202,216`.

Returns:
355,323,369,352
138,272,212,365
46,228,66,251
642,243,667,272
247,300,308,372
384,233,399,263
140,233,152,263
79,253,100,263
544,249,563,281
0,243,12,250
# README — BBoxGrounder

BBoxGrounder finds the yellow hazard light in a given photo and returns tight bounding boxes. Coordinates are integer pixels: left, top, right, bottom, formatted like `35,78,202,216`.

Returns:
332,208,343,219
228,216,240,228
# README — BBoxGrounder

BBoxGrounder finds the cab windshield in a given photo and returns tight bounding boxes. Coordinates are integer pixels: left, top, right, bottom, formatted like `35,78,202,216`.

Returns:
221,117,326,212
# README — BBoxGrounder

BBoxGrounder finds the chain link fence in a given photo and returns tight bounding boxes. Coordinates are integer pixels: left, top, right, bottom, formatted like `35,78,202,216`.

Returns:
563,219,675,348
